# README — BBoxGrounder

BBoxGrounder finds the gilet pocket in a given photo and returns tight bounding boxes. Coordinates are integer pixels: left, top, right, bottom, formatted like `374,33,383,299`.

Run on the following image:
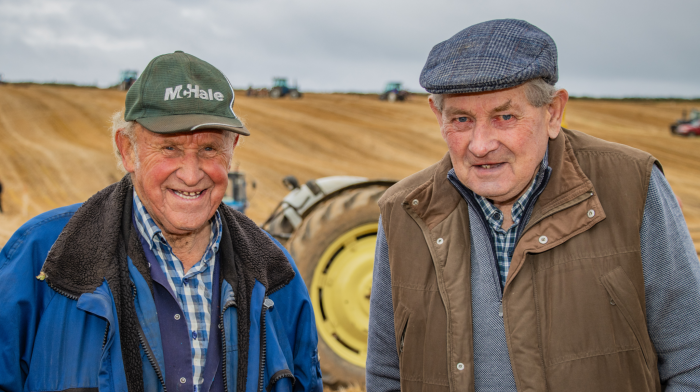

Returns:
600,266,655,372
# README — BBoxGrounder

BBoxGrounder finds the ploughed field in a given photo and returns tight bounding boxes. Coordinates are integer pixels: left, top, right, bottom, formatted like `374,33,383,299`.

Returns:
0,84,699,257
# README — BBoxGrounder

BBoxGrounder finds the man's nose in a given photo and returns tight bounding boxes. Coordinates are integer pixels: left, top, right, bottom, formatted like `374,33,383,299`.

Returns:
176,152,205,185
468,122,499,157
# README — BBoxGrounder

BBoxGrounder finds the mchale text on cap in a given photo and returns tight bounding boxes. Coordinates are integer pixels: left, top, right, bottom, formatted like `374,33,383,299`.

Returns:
124,51,249,136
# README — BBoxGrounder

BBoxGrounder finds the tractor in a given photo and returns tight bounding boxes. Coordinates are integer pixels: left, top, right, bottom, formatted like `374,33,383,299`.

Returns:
671,109,700,137
378,81,410,102
222,171,252,213
226,171,394,386
269,77,302,99
119,70,138,91
262,175,395,387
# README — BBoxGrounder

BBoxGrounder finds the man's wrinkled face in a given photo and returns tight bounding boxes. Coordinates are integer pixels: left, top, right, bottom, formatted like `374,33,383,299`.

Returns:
430,84,562,205
120,124,234,236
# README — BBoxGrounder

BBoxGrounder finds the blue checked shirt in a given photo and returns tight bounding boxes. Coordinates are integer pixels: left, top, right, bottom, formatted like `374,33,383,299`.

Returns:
472,150,549,288
132,191,222,390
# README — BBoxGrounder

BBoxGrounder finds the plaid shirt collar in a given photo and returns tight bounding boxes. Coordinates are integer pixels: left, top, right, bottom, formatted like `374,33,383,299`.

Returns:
132,190,222,266
474,148,549,232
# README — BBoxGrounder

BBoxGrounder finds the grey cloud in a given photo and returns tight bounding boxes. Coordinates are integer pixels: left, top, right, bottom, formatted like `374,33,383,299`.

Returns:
0,0,697,96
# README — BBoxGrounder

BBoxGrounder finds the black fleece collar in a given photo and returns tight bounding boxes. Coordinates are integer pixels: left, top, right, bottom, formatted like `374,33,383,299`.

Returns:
42,175,295,392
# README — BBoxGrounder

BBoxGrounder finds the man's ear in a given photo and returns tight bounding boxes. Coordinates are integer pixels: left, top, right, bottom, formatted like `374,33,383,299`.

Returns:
429,96,445,129
115,127,137,173
547,89,569,139
226,134,239,172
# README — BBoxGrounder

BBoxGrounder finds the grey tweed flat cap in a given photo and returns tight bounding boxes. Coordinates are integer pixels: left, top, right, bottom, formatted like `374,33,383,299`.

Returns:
420,19,558,94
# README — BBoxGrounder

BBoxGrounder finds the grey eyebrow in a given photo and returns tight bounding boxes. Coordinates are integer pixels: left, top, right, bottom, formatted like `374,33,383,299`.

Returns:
492,100,512,113
444,107,474,117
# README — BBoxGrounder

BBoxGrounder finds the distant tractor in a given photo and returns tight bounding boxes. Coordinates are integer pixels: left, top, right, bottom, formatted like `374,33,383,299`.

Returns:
119,70,138,91
269,77,302,99
379,81,410,102
222,171,251,213
671,109,700,137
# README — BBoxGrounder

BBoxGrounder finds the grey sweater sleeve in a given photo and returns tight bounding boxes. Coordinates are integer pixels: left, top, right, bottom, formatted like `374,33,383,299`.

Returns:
642,166,700,390
366,217,401,392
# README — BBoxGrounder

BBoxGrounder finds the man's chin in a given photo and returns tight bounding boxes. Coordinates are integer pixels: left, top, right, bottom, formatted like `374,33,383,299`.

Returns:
158,215,213,236
468,185,513,203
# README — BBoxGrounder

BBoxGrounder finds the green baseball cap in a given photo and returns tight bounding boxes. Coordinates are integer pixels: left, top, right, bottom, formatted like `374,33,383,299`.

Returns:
124,51,249,136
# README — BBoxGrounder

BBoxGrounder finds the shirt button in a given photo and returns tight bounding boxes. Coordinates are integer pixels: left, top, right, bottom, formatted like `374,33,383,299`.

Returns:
174,314,181,320
457,363,465,370
183,278,189,285
180,377,186,383
437,238,444,245
587,209,595,218
538,236,548,244
412,199,419,206
192,331,198,340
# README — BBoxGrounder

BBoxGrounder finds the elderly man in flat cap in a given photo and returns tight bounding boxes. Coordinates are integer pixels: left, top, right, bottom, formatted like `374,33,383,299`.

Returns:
0,52,322,392
366,19,700,391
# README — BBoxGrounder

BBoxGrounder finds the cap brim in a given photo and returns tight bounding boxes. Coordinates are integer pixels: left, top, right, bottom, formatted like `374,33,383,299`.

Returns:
136,114,250,136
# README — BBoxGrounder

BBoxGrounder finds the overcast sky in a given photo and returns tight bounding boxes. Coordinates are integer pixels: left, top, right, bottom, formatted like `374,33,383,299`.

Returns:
1,0,698,97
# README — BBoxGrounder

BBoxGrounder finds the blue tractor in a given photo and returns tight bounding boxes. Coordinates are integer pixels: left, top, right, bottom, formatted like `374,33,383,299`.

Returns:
269,77,302,99
119,70,138,91
379,81,409,102
222,171,250,213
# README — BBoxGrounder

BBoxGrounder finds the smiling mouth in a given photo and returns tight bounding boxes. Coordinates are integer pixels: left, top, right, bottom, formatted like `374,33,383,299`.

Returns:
478,163,502,169
172,189,205,200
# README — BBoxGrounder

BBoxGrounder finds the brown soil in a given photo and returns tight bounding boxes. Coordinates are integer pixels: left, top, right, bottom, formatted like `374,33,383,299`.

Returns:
0,85,698,256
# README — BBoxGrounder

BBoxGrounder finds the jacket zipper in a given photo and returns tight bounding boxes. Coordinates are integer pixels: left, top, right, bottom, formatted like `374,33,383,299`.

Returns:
102,324,110,350
220,299,237,392
266,370,295,392
47,279,115,351
45,278,167,391
258,297,274,392
131,282,167,392
45,279,79,300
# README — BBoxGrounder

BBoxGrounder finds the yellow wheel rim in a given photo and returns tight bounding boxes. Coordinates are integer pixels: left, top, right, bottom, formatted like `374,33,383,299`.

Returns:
311,223,377,368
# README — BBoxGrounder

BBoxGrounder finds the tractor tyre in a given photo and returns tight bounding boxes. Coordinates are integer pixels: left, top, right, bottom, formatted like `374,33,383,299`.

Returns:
289,90,301,99
270,88,282,99
387,91,397,102
287,185,390,388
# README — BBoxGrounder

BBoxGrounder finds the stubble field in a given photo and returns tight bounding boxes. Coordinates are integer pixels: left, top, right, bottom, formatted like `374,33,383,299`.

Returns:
0,84,698,258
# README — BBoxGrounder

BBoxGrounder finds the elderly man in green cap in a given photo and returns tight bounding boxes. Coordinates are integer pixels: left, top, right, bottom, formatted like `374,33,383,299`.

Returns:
0,52,323,392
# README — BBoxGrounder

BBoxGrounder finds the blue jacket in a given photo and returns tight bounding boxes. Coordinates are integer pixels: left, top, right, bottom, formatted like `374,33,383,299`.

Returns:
0,203,323,392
